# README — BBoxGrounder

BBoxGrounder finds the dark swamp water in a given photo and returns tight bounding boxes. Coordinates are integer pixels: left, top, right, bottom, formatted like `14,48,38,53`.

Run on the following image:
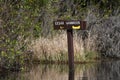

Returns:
1,61,120,80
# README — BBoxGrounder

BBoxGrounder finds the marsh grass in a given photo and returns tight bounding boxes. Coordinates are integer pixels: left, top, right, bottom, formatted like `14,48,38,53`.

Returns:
28,31,98,63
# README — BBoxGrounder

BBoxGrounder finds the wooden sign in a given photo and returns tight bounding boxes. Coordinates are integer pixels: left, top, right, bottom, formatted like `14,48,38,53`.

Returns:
53,20,87,72
53,20,86,30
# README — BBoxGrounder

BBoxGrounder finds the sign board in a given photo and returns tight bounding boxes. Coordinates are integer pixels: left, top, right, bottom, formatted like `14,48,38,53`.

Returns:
53,20,87,71
53,20,86,30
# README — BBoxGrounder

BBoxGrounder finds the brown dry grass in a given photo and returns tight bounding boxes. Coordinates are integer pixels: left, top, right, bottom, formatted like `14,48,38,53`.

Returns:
28,31,98,62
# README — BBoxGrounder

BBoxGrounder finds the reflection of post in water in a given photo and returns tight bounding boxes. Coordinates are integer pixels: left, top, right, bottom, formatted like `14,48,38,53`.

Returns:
69,66,74,80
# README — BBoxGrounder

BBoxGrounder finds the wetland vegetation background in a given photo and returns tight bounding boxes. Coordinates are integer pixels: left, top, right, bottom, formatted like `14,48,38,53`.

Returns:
0,0,120,71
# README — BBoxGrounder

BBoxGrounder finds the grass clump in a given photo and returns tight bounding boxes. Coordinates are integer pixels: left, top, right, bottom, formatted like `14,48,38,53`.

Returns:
29,32,98,63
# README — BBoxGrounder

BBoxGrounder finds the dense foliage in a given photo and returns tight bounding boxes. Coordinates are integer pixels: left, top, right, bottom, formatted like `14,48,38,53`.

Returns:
0,0,48,70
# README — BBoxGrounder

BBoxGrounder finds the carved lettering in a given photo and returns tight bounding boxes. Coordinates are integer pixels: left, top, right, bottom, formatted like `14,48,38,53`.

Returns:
55,21,64,25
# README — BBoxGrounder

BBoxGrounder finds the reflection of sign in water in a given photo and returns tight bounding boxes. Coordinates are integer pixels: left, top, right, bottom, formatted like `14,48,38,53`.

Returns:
53,20,87,73
53,20,86,30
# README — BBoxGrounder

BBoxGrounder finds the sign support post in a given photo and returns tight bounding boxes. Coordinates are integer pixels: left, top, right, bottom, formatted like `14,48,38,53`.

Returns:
67,29,74,71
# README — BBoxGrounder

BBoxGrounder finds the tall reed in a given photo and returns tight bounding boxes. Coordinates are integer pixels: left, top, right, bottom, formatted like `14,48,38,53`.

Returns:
28,31,98,62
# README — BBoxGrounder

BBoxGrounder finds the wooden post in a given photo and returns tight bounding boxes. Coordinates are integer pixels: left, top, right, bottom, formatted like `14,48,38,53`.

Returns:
67,29,74,71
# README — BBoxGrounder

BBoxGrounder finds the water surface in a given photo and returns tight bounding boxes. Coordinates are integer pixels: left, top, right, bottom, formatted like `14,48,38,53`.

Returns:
1,61,120,80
